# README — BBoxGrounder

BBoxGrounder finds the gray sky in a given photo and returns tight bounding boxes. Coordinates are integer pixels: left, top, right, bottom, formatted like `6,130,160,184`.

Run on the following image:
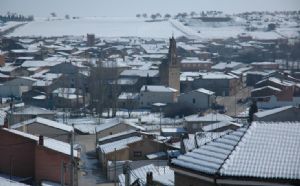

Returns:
1,0,300,17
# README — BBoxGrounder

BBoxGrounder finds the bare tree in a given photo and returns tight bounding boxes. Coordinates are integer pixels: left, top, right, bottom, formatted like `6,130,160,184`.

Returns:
151,14,157,20
164,14,171,19
50,12,57,17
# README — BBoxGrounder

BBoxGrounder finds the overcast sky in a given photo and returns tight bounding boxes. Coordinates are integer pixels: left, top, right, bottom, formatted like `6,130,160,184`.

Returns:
1,0,300,17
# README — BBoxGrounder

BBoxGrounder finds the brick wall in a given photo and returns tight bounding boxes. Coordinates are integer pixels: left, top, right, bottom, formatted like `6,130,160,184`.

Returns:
0,130,35,178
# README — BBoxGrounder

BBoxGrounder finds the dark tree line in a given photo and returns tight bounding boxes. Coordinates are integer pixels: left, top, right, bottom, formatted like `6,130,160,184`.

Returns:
0,12,34,22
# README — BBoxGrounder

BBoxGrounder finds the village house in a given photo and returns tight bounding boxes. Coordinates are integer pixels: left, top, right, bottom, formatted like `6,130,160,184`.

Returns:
9,105,56,125
11,117,73,143
246,70,275,86
251,61,279,70
0,126,79,185
0,76,37,97
97,132,166,169
251,77,300,108
184,113,235,133
178,88,216,110
170,122,300,186
192,72,241,96
180,57,212,72
211,61,244,72
95,119,144,139
139,85,178,108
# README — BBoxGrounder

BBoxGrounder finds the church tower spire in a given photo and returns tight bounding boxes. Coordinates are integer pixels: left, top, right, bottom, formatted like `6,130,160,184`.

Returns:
159,36,180,94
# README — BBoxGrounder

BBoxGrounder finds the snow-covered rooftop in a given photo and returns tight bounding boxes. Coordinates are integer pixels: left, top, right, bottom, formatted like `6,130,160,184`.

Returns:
120,69,159,78
185,113,234,122
2,128,78,157
13,106,55,115
212,62,242,70
98,136,142,154
11,117,73,132
141,85,177,93
199,72,237,80
118,164,174,186
195,88,215,95
254,105,294,118
172,122,300,180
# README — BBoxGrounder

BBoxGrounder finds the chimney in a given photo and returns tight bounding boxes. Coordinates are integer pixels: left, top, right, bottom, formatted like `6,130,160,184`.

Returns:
146,172,153,186
180,134,186,154
3,117,9,128
39,135,44,146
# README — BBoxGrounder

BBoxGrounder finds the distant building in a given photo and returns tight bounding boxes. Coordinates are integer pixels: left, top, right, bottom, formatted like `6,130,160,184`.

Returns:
184,113,235,133
211,61,244,72
11,117,73,143
178,88,216,110
97,132,165,169
171,122,300,186
9,105,56,125
159,36,180,95
192,72,241,96
251,62,279,71
180,57,212,72
139,85,178,108
86,33,95,46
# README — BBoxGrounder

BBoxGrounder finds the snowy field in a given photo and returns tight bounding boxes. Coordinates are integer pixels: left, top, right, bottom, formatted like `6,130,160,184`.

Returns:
7,17,300,40
0,21,25,32
8,17,184,38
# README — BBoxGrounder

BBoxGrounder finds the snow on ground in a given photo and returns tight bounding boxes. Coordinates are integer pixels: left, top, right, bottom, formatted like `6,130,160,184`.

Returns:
8,17,184,38
0,21,25,32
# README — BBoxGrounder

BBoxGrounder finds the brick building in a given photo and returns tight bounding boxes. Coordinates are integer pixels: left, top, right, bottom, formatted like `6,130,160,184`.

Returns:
0,126,79,185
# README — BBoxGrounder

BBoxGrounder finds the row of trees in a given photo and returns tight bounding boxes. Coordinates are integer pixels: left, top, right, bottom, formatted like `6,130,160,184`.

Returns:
136,11,226,20
136,13,171,20
0,13,34,22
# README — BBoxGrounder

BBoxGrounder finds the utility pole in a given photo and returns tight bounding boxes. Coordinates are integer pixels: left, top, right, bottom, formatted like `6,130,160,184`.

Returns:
123,161,130,186
61,161,65,186
114,148,117,186
70,124,74,186
10,156,13,180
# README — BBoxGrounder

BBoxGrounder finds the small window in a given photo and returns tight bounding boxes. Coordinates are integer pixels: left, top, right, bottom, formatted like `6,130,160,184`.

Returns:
192,98,196,104
133,151,142,157
109,132,112,135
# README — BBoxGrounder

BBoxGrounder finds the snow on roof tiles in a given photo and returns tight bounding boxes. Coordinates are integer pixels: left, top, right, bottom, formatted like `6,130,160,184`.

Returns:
172,128,245,174
173,122,300,180
220,122,300,179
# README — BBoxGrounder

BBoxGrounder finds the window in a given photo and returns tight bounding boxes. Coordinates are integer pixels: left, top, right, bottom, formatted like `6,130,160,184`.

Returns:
133,151,142,157
192,98,196,104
